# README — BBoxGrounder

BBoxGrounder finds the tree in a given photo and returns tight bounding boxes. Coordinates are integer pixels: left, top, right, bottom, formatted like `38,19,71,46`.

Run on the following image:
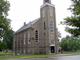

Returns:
65,35,70,40
60,38,68,51
60,0,80,37
0,0,14,50
3,29,14,50
0,0,11,38
60,35,80,51
67,35,80,51
0,40,7,51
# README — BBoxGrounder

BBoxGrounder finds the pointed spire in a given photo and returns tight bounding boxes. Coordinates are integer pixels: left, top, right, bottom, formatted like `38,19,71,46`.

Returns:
43,0,51,4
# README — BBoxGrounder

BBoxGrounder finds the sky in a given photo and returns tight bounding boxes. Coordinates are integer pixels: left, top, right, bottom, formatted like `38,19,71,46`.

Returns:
7,0,72,38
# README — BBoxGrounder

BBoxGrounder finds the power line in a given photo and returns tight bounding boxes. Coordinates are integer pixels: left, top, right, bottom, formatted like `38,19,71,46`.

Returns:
11,20,28,21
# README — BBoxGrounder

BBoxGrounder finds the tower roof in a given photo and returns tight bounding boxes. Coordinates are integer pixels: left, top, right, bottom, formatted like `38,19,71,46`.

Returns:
41,0,55,9
43,0,51,4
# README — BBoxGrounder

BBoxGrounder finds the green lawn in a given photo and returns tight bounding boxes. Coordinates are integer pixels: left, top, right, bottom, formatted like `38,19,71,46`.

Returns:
0,52,12,55
64,53,80,54
0,54,54,59
1,51,80,60
61,50,80,55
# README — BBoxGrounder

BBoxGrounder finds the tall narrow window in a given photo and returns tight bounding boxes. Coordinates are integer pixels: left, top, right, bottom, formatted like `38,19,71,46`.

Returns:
17,49,18,53
20,33,22,45
24,33,26,45
35,30,39,42
14,36,15,52
50,10,53,17
24,49,25,54
28,49,30,53
20,49,21,53
51,40,54,44
43,10,45,17
50,21,54,32
44,21,45,29
28,32,30,44
17,35,18,53
17,36,18,46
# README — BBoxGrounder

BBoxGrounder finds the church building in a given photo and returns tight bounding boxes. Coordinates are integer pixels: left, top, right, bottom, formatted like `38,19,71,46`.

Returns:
13,0,59,55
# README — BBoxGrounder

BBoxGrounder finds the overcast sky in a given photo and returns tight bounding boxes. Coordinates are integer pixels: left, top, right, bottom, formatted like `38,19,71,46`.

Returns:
7,0,72,38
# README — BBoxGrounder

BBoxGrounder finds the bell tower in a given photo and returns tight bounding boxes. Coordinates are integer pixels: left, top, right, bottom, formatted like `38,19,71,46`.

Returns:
40,0,59,54
43,0,51,4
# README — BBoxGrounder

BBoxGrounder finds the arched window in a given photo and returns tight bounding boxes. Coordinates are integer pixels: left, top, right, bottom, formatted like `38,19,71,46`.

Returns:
20,33,22,45
24,33,26,45
17,36,18,46
50,21,54,32
50,10,53,17
35,30,39,42
28,32,30,44
51,40,54,44
43,10,45,17
44,21,45,29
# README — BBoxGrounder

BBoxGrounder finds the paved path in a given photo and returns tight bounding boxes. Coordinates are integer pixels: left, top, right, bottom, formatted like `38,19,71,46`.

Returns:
1,55,80,60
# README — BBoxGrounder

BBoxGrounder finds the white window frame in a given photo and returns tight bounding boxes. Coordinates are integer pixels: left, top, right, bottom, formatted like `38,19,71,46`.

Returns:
28,32,30,44
50,10,53,17
50,40,55,46
43,10,45,17
43,21,45,29
35,30,39,43
50,20,54,33
51,40,54,44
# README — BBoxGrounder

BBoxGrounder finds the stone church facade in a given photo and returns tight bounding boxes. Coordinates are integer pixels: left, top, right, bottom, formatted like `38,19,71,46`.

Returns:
13,0,59,55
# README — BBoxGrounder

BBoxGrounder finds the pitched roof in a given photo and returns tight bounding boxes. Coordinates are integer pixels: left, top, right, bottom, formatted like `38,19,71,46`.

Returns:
14,18,40,34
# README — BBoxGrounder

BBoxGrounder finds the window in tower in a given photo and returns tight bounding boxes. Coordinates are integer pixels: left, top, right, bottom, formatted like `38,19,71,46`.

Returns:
51,40,54,44
50,21,54,32
44,21,45,29
50,10,53,17
35,30,39,42
43,10,45,17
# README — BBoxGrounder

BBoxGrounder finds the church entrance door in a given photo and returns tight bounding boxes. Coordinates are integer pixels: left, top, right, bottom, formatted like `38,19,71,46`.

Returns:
51,46,55,53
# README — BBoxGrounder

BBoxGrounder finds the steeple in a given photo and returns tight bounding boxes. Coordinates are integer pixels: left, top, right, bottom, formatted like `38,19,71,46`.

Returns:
43,0,51,4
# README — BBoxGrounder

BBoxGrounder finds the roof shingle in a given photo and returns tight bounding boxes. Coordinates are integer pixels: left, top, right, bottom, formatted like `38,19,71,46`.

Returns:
14,18,40,34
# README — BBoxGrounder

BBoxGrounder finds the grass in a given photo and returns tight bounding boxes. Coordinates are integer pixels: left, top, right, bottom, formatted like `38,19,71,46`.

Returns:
60,50,80,55
0,54,54,59
64,53,80,54
0,52,12,55
1,50,80,59
63,51,80,54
